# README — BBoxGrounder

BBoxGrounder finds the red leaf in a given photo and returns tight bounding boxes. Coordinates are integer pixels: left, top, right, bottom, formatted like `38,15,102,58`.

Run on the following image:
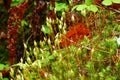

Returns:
60,23,91,47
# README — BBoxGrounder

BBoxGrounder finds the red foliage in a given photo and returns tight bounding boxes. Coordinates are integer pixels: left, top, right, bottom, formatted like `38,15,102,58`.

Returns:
60,24,91,47
94,0,120,9
7,2,28,65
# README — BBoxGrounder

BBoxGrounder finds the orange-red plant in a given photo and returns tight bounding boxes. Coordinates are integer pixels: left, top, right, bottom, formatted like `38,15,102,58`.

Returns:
7,2,28,65
60,23,91,47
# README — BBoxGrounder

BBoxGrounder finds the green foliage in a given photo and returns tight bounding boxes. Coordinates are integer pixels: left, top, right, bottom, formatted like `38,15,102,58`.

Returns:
0,64,5,70
55,2,68,11
102,0,112,6
72,2,98,16
3,78,9,80
10,24,120,79
0,64,9,80
113,0,120,3
55,2,68,16
1,0,120,79
102,0,120,6
10,36,119,79
10,42,78,79
0,64,9,70
21,20,28,27
11,0,24,7
41,25,53,35
7,0,120,79
85,0,93,5
72,4,98,12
